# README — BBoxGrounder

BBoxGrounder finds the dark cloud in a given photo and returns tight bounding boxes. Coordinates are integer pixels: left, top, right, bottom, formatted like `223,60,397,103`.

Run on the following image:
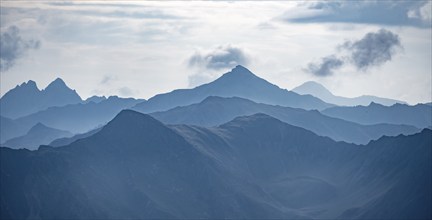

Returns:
305,29,402,76
342,29,401,70
188,45,249,70
285,1,430,28
306,55,344,77
0,26,40,72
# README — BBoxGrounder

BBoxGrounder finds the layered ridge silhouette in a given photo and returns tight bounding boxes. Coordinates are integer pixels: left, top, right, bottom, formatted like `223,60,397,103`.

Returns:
150,96,419,144
293,81,406,106
0,78,82,119
132,65,333,112
1,110,430,219
322,102,432,128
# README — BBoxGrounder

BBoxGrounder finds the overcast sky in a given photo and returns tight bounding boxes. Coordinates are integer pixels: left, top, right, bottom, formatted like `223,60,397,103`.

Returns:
1,1,431,104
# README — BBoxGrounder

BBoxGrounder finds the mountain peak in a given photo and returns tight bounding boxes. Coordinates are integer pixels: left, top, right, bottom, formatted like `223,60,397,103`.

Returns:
229,65,255,76
45,78,68,90
232,64,249,71
15,80,39,91
31,122,49,129
217,65,257,81
23,80,37,87
28,123,56,134
221,113,283,129
102,110,165,133
368,102,384,107
292,81,333,96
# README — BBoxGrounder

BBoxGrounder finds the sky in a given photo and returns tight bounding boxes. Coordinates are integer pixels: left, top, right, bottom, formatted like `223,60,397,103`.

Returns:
0,0,431,104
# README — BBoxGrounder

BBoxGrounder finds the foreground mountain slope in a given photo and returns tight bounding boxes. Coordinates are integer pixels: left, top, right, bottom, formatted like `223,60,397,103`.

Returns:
151,96,419,144
293,81,406,106
0,111,299,219
133,65,332,113
3,123,72,150
1,111,430,219
322,102,432,128
172,114,431,219
0,78,82,119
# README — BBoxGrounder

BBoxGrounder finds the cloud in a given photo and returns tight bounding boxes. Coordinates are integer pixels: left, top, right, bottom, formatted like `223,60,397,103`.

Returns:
0,26,40,72
188,45,250,70
407,1,431,23
283,1,430,27
100,75,118,85
306,55,344,77
305,29,402,76
341,29,402,70
118,87,134,97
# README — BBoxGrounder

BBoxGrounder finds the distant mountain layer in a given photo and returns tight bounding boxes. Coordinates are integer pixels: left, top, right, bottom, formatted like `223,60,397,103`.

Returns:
322,102,432,128
293,81,406,106
1,110,430,219
0,116,27,144
133,65,332,113
49,127,102,147
3,123,72,150
83,95,107,104
151,96,419,144
0,78,82,119
12,96,143,134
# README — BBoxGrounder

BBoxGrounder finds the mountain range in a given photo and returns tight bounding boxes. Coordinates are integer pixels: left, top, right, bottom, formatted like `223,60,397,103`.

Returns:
3,123,72,150
292,81,406,106
1,110,430,219
322,102,432,128
132,65,333,112
150,96,419,144
0,78,82,119
0,116,27,143
12,96,143,134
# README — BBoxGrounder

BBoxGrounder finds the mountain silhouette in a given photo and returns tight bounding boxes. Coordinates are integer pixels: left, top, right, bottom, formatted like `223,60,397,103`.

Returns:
0,78,82,119
322,102,432,128
49,127,102,147
3,123,72,150
293,81,406,106
0,116,28,144
12,96,144,134
83,95,107,104
1,111,430,219
1,111,296,219
151,96,419,144
133,65,332,113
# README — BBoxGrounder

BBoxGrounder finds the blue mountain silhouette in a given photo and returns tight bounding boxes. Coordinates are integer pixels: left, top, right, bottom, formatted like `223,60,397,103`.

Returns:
1,110,430,219
0,78,82,119
293,81,406,106
133,65,333,113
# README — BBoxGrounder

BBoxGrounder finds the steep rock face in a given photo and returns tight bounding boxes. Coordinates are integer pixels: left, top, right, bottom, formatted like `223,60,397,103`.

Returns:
0,78,82,119
133,65,332,113
322,102,432,128
1,111,430,219
151,96,420,144
293,81,406,106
